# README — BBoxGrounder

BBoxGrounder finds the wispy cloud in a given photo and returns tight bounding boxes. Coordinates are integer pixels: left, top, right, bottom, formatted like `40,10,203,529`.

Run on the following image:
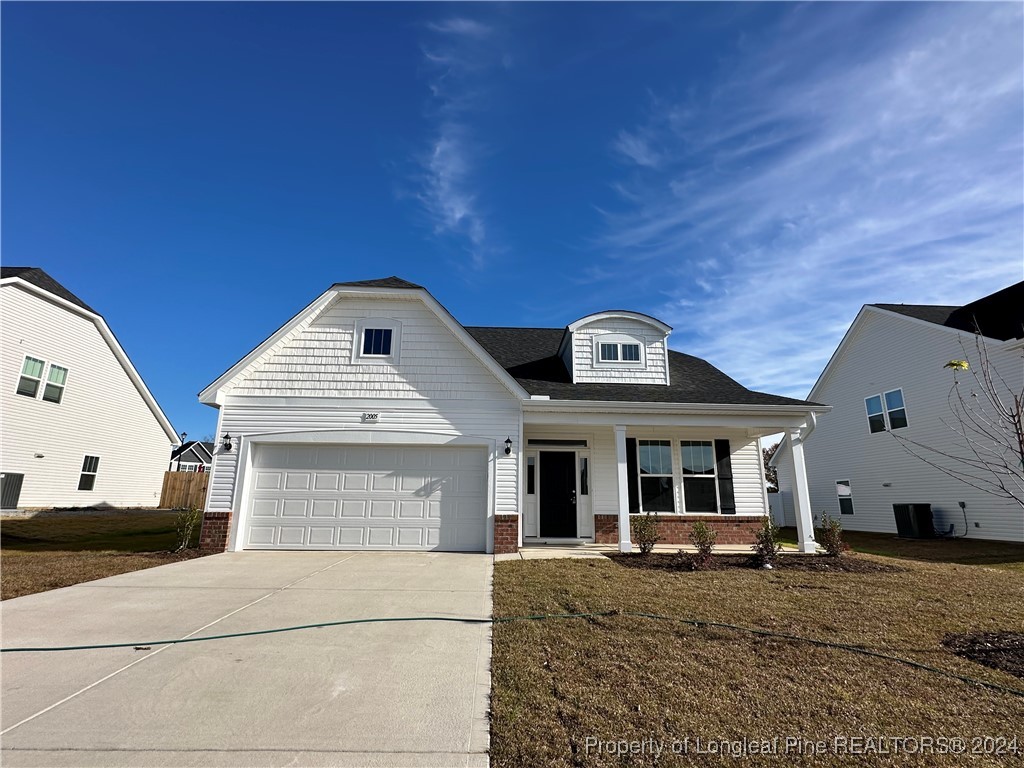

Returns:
597,4,1023,398
411,16,506,267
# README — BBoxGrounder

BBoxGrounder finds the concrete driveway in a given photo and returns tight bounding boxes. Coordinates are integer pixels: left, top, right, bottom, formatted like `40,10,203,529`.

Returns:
1,552,493,767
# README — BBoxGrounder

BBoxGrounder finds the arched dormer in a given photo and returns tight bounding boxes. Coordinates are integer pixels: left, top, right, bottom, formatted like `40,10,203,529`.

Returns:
558,311,673,385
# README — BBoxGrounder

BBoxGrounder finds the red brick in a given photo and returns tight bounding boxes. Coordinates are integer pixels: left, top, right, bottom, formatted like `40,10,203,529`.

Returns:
494,513,519,554
199,511,232,552
594,514,761,546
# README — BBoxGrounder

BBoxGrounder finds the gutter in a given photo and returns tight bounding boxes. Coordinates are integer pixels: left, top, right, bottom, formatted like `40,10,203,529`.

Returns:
522,398,830,417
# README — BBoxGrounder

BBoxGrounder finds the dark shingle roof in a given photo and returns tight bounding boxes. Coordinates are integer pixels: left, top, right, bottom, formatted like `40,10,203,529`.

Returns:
872,281,1023,341
333,276,424,290
1,267,98,314
170,441,215,463
466,326,818,407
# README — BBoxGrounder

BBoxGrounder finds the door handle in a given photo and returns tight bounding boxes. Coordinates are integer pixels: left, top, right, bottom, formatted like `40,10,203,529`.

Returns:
570,491,577,505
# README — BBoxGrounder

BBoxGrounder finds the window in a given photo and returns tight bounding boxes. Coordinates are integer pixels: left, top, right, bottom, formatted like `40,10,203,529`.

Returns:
78,456,100,491
638,440,674,512
865,388,909,433
362,328,393,356
16,357,44,398
527,456,536,495
595,336,644,365
42,365,68,404
580,457,589,496
836,480,854,515
884,389,908,429
680,440,718,513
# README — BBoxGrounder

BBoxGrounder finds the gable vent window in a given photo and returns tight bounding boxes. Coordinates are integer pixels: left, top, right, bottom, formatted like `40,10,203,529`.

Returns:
16,357,45,398
78,455,100,491
621,344,641,362
362,328,393,356
599,343,619,361
865,388,908,433
43,365,68,404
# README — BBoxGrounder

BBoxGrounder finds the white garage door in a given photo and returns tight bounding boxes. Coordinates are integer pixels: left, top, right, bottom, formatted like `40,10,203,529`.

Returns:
243,444,487,551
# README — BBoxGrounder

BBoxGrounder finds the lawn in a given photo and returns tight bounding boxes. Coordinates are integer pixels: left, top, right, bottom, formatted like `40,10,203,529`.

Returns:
491,545,1024,767
1,511,206,600
778,526,1024,574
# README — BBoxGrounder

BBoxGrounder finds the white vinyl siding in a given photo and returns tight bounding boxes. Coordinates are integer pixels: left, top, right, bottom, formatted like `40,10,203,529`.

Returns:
778,308,1024,543
571,318,669,385
0,286,170,508
229,296,512,401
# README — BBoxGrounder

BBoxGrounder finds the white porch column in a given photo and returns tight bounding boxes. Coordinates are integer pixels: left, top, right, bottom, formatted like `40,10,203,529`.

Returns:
788,428,817,553
614,425,632,553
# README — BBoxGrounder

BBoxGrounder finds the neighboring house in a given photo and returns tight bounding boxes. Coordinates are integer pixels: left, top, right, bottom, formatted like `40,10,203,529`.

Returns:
0,267,179,509
169,441,214,472
773,282,1024,543
197,277,827,554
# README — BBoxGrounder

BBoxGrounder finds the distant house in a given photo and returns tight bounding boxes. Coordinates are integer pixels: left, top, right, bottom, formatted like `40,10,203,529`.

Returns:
0,267,179,509
169,441,214,473
773,282,1024,543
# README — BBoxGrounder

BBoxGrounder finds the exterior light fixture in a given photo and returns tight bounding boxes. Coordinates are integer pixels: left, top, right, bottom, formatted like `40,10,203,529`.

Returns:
222,433,234,452
180,431,188,443
504,436,513,455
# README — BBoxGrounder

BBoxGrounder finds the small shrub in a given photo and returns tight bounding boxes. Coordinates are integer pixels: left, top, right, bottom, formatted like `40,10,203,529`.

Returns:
632,513,661,554
688,520,717,569
752,516,783,567
175,505,203,552
816,511,844,557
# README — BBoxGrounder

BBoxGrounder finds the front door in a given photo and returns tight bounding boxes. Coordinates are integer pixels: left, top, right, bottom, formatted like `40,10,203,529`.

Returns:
539,451,577,538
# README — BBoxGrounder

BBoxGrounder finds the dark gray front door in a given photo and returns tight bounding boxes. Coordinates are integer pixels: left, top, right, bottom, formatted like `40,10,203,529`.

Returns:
1,473,24,510
539,452,576,538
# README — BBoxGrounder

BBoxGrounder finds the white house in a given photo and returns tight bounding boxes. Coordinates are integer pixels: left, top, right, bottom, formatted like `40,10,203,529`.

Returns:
773,282,1024,543
0,267,180,509
197,277,827,554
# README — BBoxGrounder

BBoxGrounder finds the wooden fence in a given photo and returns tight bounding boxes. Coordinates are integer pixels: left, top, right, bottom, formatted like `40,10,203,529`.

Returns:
159,471,210,510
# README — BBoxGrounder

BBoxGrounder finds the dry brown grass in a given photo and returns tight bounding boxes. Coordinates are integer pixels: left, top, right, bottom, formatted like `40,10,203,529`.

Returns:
491,553,1024,767
1,512,206,600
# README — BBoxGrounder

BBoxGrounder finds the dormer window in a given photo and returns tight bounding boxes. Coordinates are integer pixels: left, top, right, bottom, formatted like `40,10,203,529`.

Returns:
594,336,644,366
353,318,402,363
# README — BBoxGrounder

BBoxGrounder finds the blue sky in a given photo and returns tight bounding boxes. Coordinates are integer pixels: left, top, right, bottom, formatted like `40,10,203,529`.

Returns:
3,2,1021,441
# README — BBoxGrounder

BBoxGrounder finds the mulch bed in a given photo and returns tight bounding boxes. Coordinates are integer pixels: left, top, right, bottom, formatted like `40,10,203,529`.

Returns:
943,631,1024,679
610,552,904,574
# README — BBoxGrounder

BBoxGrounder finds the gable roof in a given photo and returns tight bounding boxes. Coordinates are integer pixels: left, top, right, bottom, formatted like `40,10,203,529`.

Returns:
871,280,1024,341
332,276,424,290
1,266,180,444
199,282,529,403
0,267,98,314
171,441,215,464
466,326,820,407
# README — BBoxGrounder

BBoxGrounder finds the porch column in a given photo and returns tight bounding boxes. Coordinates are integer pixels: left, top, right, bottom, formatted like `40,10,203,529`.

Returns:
614,425,632,553
788,428,817,553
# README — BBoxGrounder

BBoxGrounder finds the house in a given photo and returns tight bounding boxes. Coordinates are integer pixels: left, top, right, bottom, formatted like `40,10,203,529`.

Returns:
773,281,1024,543
169,441,214,472
0,267,180,509
197,277,827,554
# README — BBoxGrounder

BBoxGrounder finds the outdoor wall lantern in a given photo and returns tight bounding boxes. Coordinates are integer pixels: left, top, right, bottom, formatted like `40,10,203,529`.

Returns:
504,436,513,455
222,433,234,452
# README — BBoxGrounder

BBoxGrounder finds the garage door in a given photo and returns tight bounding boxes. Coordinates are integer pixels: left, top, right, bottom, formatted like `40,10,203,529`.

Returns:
243,444,487,551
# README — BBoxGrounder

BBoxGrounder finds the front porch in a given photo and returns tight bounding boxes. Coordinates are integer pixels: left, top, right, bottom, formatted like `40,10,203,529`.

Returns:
500,406,820,555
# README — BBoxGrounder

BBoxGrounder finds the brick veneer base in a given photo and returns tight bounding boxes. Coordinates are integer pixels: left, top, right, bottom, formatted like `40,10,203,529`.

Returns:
494,513,519,554
199,511,232,552
594,514,761,546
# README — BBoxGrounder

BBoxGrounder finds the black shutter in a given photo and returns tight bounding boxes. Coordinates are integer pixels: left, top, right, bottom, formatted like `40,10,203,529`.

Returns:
625,438,640,514
714,439,736,514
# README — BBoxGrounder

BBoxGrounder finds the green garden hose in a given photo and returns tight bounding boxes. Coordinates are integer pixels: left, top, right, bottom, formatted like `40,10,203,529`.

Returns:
3,610,1022,699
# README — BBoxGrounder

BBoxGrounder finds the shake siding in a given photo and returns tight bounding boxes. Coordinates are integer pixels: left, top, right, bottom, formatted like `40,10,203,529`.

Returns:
781,310,1024,542
231,297,512,400
572,319,669,385
209,294,521,516
0,286,171,507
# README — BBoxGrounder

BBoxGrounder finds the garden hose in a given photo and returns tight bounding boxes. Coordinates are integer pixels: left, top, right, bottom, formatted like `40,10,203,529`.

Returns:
2,611,1022,699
